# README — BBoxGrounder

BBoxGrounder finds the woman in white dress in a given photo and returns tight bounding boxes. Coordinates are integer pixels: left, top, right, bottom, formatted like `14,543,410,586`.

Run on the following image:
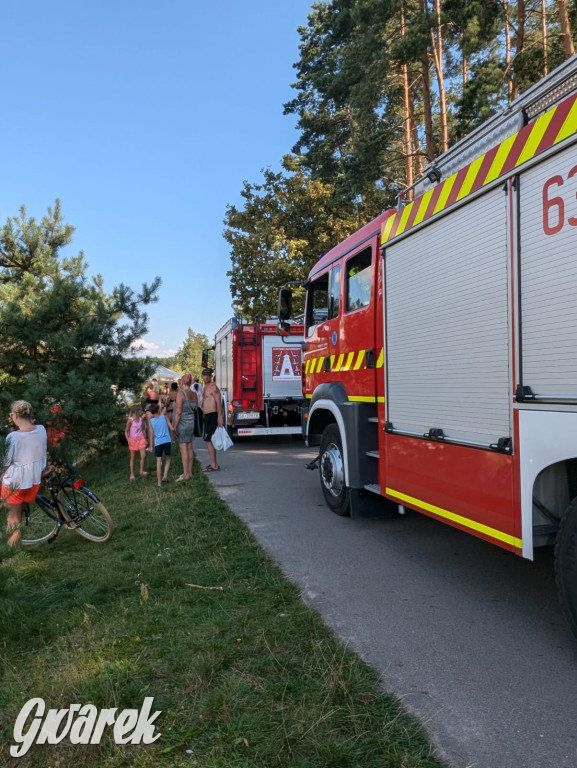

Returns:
1,400,47,545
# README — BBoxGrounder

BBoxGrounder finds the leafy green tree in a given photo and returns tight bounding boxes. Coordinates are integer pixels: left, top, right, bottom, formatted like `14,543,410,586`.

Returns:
445,0,575,133
174,329,211,378
285,0,576,187
0,200,160,461
224,155,366,320
284,0,400,205
224,0,576,317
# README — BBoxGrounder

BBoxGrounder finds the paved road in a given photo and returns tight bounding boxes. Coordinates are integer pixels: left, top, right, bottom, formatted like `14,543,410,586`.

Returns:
196,436,577,768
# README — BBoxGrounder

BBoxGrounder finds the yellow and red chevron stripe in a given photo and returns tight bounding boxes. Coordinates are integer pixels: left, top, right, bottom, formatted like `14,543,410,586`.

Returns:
304,347,386,402
382,89,577,243
304,347,384,375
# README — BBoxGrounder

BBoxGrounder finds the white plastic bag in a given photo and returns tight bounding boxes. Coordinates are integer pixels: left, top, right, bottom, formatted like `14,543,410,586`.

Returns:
212,426,233,451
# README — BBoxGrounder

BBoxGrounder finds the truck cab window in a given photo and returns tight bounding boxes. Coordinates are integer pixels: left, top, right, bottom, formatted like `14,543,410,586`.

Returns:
330,265,341,318
306,273,329,337
346,248,372,312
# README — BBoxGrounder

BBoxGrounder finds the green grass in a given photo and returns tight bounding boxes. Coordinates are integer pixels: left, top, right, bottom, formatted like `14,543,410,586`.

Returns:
0,449,448,768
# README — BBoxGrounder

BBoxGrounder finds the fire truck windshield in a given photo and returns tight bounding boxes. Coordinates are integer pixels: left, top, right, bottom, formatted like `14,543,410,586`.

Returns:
306,273,329,337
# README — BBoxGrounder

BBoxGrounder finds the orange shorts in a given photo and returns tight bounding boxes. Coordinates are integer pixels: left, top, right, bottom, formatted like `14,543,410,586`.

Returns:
128,436,147,452
1,483,40,504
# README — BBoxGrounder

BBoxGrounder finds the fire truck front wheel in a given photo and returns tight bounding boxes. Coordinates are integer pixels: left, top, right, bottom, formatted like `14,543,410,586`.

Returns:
319,424,350,517
555,497,577,640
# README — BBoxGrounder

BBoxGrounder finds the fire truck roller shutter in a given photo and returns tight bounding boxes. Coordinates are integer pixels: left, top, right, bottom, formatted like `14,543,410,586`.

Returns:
262,334,303,400
519,142,577,399
385,185,511,447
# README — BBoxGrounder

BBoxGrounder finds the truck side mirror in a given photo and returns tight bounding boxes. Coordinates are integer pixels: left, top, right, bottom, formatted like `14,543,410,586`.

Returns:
276,320,291,337
278,288,293,321
202,348,214,368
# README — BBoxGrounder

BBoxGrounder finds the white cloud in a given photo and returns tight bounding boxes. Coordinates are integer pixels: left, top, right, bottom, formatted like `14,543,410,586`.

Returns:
130,338,159,355
130,339,178,358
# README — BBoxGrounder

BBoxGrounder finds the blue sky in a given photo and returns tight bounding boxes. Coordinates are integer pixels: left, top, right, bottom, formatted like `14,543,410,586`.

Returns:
0,0,315,357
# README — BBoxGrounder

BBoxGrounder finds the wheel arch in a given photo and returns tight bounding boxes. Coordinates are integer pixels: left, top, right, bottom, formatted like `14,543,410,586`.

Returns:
532,458,577,547
308,399,350,487
519,410,577,558
307,381,381,493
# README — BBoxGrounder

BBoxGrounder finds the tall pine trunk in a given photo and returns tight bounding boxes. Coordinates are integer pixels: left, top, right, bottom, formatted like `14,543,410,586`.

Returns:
400,1,414,192
409,84,424,177
511,0,526,100
504,0,513,101
541,0,548,75
429,0,448,152
557,0,575,56
419,0,436,163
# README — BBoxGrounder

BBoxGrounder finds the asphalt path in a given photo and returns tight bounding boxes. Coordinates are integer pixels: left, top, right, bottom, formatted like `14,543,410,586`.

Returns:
195,436,577,768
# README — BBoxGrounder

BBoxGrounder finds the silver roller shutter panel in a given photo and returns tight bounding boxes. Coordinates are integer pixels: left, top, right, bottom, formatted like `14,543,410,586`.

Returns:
261,334,303,399
520,143,577,399
385,186,511,446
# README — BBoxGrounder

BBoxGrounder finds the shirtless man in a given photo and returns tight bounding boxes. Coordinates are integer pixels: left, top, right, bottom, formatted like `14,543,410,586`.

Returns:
200,368,223,472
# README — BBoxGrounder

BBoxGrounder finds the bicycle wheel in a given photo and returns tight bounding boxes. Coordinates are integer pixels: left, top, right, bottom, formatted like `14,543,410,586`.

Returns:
57,485,113,542
20,497,60,545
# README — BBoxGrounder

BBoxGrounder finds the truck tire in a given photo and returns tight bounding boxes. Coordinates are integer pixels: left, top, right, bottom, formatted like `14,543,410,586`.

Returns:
555,496,577,639
319,424,350,517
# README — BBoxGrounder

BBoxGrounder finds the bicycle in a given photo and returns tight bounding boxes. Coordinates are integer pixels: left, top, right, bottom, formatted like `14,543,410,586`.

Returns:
19,465,113,545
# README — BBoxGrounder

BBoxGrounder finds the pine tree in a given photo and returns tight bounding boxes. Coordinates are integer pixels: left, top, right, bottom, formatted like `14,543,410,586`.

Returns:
0,200,160,462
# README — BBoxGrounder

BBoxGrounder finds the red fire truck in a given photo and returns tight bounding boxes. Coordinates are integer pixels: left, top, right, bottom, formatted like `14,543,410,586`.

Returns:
212,317,305,437
279,56,577,637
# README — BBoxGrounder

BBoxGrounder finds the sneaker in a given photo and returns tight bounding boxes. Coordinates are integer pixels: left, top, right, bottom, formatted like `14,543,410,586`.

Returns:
140,471,148,477
129,475,136,481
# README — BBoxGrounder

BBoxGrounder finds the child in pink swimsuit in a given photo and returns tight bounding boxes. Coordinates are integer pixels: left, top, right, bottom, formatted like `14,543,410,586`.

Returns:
124,406,148,480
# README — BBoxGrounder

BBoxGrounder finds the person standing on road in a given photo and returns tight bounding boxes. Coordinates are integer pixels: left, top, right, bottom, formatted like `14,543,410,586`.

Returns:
200,368,223,473
1,400,47,546
173,373,197,482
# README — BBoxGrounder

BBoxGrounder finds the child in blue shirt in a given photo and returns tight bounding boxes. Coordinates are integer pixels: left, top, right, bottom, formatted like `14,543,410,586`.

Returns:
147,403,174,486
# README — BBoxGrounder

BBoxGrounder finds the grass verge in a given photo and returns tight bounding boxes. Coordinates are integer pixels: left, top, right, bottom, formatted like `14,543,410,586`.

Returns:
0,448,448,768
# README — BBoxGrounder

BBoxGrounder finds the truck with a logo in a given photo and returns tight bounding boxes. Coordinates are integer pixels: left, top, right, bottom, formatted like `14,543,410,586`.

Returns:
278,56,577,637
212,317,304,437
